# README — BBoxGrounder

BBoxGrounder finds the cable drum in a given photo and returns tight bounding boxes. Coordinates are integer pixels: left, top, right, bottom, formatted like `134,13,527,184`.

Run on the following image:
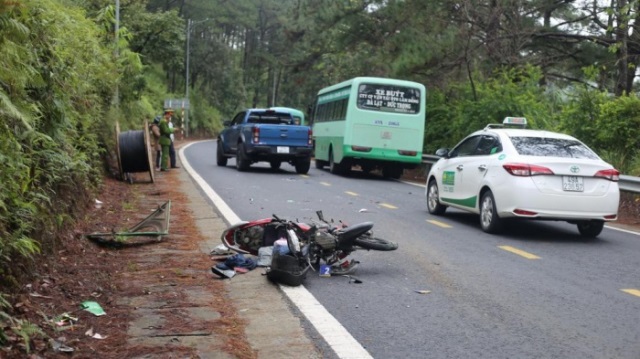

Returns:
118,130,150,173
114,121,155,184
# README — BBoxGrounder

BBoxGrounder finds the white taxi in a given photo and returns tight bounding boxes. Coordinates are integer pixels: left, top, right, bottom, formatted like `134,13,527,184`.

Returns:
425,117,620,237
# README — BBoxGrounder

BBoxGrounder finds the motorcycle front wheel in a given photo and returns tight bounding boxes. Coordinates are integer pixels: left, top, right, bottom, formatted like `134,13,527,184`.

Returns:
354,236,398,251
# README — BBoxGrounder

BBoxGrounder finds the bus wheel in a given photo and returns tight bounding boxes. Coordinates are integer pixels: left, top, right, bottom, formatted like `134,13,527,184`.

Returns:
383,165,403,179
360,164,374,174
315,159,325,169
329,151,343,175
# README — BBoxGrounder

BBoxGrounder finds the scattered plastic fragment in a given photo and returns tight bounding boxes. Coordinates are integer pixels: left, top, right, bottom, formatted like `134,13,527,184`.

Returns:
415,290,431,294
50,339,74,353
358,208,368,213
95,199,103,209
54,313,78,327
81,301,106,316
210,244,233,255
343,275,363,284
85,328,108,339
211,266,236,279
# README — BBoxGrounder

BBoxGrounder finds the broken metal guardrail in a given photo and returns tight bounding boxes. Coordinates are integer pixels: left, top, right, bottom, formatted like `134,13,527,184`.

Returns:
422,155,640,194
86,200,171,243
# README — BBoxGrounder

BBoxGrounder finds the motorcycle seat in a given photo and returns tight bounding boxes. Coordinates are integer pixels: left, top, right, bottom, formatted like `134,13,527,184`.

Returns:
337,222,373,241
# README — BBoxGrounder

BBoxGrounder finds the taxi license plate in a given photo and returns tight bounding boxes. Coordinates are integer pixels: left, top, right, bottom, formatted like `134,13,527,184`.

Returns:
562,176,583,192
277,146,290,154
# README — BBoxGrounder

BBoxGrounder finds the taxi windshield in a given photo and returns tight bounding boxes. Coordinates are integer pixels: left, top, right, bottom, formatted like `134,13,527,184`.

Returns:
509,137,599,159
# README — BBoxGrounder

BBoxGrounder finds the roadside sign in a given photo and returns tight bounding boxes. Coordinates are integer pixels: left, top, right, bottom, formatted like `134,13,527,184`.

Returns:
164,98,190,110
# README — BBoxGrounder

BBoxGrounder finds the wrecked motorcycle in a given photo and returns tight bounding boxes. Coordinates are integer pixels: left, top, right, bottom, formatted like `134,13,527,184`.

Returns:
220,211,398,277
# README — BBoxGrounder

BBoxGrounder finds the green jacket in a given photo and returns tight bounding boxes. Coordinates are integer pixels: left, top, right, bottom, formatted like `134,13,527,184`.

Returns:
159,120,174,146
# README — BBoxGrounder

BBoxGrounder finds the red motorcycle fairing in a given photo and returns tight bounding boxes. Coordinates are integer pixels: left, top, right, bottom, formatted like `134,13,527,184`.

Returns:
221,218,311,255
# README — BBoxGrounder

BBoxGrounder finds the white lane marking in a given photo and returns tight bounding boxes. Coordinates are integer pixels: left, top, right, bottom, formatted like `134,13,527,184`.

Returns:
281,286,372,359
180,141,372,359
179,142,241,224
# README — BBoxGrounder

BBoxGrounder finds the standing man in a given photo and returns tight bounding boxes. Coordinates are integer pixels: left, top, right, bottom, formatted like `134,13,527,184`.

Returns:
168,115,179,169
159,108,175,171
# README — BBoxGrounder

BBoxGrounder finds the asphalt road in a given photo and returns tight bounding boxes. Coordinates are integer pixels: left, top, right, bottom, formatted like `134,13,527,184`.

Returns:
185,140,640,359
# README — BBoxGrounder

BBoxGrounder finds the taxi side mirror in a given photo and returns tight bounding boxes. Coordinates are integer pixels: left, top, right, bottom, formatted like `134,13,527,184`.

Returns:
435,148,449,158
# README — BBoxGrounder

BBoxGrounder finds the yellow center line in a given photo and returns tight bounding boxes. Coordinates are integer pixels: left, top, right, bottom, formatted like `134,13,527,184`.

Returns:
320,182,331,186
345,191,358,196
621,289,640,297
379,203,397,209
426,219,452,228
498,245,540,260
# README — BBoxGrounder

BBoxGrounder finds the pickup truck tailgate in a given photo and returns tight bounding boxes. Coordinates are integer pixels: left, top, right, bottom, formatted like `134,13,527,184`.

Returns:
255,125,310,147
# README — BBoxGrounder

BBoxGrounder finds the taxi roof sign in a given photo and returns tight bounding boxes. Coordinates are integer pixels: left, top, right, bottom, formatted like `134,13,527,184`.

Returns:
484,116,527,130
503,117,527,126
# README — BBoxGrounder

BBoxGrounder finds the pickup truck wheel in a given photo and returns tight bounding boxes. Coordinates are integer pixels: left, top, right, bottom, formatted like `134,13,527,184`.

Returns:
295,159,311,174
236,143,250,171
216,141,227,166
269,160,281,170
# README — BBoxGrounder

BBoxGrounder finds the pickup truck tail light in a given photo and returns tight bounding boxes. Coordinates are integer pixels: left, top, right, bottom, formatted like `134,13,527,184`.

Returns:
308,128,313,146
252,126,260,143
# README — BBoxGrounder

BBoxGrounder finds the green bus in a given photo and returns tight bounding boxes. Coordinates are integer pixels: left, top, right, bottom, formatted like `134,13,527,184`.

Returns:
311,77,426,178
270,107,306,125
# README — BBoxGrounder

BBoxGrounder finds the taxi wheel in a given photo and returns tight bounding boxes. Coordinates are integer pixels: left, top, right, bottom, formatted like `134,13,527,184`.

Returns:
480,190,504,233
426,180,447,215
576,220,604,238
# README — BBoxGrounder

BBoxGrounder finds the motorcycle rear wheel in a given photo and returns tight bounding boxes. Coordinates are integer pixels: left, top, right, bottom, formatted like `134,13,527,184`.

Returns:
354,236,398,251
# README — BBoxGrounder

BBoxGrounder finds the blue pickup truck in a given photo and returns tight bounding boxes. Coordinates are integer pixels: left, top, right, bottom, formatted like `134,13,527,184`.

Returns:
216,108,313,174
